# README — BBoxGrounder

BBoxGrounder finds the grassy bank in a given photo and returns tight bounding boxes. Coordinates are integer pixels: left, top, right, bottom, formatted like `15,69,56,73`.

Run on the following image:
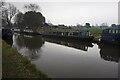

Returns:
88,28,103,38
88,28,103,42
2,40,50,79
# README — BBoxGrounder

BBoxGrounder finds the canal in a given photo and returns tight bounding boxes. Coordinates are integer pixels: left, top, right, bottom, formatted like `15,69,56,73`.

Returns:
12,33,119,78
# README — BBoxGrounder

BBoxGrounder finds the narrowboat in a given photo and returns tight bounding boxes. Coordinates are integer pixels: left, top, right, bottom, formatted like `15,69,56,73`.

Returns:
2,28,13,45
13,28,39,35
101,26,120,45
42,28,94,41
2,28,13,40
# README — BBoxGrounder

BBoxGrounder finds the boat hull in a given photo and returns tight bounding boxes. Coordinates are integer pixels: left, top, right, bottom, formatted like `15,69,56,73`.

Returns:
42,34,94,42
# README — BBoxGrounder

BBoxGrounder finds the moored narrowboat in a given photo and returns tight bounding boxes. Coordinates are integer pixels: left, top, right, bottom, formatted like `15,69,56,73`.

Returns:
42,28,94,41
101,26,120,45
2,28,13,45
2,28,13,40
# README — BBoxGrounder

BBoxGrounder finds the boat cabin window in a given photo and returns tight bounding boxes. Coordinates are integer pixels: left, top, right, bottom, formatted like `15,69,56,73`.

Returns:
79,31,89,36
115,30,118,34
73,32,79,36
108,29,120,34
87,31,90,36
112,29,115,34
118,29,120,34
103,28,120,34
103,29,108,33
109,29,112,33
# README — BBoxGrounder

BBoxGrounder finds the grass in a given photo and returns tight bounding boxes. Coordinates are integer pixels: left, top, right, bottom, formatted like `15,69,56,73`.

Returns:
88,28,103,38
2,40,50,79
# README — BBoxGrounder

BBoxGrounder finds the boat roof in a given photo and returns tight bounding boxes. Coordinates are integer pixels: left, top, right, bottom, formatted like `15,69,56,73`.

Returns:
49,28,89,33
104,26,120,30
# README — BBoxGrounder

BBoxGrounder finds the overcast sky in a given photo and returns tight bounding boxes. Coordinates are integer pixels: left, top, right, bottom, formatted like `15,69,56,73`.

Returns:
6,0,119,26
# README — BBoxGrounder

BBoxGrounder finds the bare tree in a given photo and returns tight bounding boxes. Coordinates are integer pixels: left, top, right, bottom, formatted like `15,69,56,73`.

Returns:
24,3,41,12
8,3,18,24
2,3,18,28
1,0,7,28
2,8,9,26
0,0,6,7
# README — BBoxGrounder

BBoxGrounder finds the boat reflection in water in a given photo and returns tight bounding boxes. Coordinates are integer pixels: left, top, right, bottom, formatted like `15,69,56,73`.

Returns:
12,33,45,61
11,33,119,78
12,33,119,63
99,43,120,63
43,36,94,51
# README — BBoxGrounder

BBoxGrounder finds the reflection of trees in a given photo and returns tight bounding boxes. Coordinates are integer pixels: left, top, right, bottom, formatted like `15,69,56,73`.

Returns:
12,33,45,61
43,37,93,51
99,43,120,63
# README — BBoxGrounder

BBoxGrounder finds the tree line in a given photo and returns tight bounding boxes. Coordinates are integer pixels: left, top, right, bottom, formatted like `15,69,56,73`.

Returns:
1,0,45,32
1,0,118,32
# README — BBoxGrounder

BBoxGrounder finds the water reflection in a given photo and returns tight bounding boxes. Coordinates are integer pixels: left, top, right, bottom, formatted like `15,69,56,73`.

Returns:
11,33,118,78
43,37,119,63
99,43,120,63
43,37,93,51
12,33,45,61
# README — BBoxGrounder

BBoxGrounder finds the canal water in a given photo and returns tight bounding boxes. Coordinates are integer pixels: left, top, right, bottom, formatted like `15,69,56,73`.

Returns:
12,33,119,78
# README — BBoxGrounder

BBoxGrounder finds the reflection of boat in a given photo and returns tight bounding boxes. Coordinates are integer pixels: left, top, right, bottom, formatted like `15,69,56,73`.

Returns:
12,33,45,61
13,33,44,49
43,36,93,51
98,43,120,63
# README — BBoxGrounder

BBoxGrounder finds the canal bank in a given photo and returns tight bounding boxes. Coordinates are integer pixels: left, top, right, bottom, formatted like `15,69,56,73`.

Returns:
2,40,50,79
